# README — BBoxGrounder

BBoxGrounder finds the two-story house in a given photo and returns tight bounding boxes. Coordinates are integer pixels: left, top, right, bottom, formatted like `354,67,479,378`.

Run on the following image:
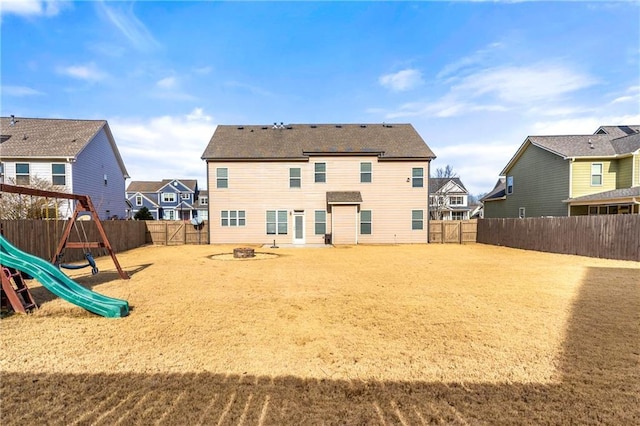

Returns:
484,125,640,218
429,177,471,220
201,123,436,245
0,116,129,219
126,179,199,220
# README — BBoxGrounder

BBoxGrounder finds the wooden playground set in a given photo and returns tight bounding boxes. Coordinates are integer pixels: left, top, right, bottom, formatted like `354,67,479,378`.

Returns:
0,183,129,317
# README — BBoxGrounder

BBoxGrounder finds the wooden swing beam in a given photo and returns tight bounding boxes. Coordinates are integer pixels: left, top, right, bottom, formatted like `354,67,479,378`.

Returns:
0,183,129,280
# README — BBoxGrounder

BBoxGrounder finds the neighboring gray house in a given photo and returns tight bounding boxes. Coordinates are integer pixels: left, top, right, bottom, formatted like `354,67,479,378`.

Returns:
484,125,640,218
126,179,199,221
195,189,209,221
0,116,129,219
429,177,472,220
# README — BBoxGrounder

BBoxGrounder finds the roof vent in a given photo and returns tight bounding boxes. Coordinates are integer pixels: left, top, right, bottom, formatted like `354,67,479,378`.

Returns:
310,125,317,128
588,139,594,149
237,126,244,130
335,125,342,128
273,122,278,129
10,115,15,127
261,126,268,130
360,125,366,128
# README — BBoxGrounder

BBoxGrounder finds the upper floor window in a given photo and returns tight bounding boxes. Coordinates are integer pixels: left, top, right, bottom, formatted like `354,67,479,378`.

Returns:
361,162,372,183
360,210,372,235
200,197,208,205
181,193,190,200
591,163,603,186
290,168,301,188
135,195,143,206
450,196,464,205
16,163,30,185
52,164,66,186
162,192,176,203
412,168,423,187
506,176,514,195
314,163,326,183
412,210,424,230
315,210,326,235
217,168,228,188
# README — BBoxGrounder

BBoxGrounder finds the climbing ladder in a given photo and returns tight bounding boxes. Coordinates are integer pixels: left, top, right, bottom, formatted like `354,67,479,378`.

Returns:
1,267,38,314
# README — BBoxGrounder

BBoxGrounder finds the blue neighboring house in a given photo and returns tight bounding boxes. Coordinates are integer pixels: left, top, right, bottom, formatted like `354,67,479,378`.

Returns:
126,179,199,220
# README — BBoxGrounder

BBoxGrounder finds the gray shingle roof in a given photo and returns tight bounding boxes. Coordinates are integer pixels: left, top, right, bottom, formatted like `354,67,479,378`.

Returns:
1,116,106,157
127,179,198,193
481,178,506,202
327,191,363,204
564,186,640,203
595,125,640,138
429,177,468,194
201,124,436,160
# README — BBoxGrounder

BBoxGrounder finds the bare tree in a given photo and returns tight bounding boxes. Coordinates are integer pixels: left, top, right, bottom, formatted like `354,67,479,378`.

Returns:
0,177,67,220
433,164,458,179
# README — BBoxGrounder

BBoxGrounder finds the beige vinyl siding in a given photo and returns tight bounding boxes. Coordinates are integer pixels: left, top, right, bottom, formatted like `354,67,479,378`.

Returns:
332,205,358,244
207,156,429,244
503,144,570,217
635,154,640,186
616,157,633,188
571,159,618,197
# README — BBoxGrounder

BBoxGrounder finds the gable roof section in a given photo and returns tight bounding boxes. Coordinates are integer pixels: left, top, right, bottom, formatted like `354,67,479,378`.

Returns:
0,116,129,178
481,178,506,202
127,191,159,208
127,179,198,193
201,124,436,161
564,186,640,204
429,177,467,194
501,125,640,175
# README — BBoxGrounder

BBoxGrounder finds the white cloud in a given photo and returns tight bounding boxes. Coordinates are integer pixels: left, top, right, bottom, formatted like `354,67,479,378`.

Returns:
96,1,160,52
531,113,640,136
379,69,424,92
437,42,505,80
452,63,597,104
56,63,108,81
109,109,216,188
2,85,44,96
0,0,68,17
156,76,177,89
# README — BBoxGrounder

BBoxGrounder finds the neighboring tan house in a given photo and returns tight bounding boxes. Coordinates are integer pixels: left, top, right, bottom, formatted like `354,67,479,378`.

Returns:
201,123,436,245
429,177,472,220
484,125,640,218
126,179,199,221
0,115,129,219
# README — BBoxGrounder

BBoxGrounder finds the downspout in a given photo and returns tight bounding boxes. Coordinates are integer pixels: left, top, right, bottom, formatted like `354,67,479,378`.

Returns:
426,160,431,243
567,158,574,216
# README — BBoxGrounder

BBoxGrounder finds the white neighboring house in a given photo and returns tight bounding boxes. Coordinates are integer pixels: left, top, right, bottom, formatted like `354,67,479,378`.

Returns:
429,177,472,220
0,116,129,219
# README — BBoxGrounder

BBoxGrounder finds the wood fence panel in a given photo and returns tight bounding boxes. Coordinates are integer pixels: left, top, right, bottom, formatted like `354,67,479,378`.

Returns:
0,219,146,262
477,216,640,261
143,221,210,245
429,220,477,244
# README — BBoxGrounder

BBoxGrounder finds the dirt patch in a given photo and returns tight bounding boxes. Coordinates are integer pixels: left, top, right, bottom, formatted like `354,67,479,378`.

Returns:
1,243,638,424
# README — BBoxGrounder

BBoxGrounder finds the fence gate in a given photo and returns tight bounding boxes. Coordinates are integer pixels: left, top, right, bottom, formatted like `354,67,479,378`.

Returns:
443,221,461,243
166,222,186,245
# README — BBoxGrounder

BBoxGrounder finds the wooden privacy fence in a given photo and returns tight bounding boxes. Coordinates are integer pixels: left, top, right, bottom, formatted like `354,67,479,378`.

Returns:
429,220,477,243
477,216,640,261
0,219,147,262
144,221,210,245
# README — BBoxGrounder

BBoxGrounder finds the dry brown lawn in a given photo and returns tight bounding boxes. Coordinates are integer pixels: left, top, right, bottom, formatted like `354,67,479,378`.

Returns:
1,243,638,425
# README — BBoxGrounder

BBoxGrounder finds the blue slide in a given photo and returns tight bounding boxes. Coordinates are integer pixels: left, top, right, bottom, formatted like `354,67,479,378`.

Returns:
0,235,129,318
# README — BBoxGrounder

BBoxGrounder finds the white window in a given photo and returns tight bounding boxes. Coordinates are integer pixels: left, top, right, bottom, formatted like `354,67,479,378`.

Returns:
315,210,326,235
412,168,423,188
315,163,326,183
412,210,424,230
162,193,176,203
519,207,526,218
221,210,246,227
452,211,465,220
135,195,143,206
361,162,372,183
217,168,228,188
16,163,30,185
290,168,301,188
506,176,513,195
181,193,190,200
360,210,372,235
52,164,66,186
449,196,464,205
266,210,288,234
165,210,176,220
591,163,603,186
200,197,208,205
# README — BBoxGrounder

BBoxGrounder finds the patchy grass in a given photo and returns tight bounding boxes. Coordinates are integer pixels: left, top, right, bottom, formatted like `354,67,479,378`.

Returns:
1,243,638,424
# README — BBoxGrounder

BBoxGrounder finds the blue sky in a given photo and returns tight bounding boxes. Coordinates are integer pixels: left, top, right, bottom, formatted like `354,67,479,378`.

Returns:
1,0,639,195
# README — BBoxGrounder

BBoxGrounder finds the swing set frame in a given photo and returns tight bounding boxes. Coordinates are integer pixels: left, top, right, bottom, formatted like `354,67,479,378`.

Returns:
0,183,129,280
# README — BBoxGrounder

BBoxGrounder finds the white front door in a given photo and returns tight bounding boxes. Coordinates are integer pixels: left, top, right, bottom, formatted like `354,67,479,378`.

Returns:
293,211,305,244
